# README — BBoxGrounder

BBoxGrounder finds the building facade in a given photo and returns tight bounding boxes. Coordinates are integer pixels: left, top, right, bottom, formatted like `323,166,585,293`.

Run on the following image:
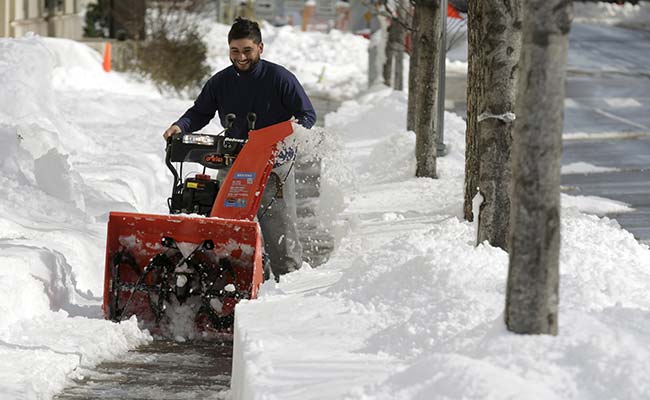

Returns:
0,0,83,39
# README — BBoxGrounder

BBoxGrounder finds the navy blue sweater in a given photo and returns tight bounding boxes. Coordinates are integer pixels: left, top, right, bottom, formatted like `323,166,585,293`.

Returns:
174,60,316,140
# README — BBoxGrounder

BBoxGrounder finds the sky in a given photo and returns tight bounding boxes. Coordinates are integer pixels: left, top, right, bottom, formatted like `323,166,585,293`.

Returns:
0,2,649,399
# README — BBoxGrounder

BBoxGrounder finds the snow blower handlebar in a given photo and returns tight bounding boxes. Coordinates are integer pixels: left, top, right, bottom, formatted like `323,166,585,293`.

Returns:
165,131,245,216
164,112,256,175
163,117,293,218
165,133,243,171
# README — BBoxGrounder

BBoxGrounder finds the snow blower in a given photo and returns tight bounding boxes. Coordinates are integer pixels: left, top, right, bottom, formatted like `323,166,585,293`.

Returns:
102,116,293,333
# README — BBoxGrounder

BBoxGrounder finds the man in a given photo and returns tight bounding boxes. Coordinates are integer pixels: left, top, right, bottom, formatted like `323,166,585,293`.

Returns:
163,17,317,279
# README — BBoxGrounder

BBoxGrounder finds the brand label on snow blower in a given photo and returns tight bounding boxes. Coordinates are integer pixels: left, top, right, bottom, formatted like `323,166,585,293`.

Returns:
234,172,255,182
224,172,257,208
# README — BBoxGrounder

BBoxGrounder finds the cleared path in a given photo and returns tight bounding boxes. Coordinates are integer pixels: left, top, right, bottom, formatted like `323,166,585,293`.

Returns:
55,341,232,400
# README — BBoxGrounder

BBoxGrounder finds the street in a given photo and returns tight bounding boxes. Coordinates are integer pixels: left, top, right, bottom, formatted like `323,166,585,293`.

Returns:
446,22,650,244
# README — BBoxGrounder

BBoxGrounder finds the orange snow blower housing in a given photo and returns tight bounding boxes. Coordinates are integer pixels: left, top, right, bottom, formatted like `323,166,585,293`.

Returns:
102,119,293,333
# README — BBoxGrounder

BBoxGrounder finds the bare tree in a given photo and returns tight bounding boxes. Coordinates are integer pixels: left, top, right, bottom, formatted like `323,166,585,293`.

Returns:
463,0,522,251
505,0,572,335
410,0,442,178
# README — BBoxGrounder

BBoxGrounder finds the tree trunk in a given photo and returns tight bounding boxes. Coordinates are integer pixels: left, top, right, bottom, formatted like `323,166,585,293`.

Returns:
405,0,419,132
394,18,405,91
463,0,482,221
406,29,419,131
505,0,572,335
475,0,522,250
412,0,440,178
383,22,395,87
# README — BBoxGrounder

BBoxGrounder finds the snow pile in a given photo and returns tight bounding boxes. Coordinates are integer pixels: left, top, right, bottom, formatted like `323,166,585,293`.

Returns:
0,36,161,399
561,194,634,216
42,37,158,95
574,1,650,29
0,36,95,210
232,88,650,399
562,161,619,174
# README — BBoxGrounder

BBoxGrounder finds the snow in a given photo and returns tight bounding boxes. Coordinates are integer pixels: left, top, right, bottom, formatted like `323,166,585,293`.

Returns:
573,1,650,29
0,2,648,399
561,194,634,216
562,161,619,174
231,88,650,400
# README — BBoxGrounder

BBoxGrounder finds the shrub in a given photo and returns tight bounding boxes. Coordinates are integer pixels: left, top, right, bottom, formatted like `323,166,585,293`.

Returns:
135,26,211,95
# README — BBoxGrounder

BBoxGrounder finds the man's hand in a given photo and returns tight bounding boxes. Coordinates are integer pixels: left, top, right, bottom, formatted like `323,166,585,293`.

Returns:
163,125,181,140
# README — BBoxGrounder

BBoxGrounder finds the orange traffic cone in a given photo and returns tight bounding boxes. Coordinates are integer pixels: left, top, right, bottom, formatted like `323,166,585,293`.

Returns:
102,42,112,72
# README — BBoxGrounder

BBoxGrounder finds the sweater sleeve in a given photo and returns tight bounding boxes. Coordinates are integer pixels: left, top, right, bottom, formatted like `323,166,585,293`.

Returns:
174,77,218,133
280,71,317,129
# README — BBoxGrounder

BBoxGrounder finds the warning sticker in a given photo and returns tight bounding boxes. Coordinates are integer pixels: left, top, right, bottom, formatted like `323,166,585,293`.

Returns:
224,172,257,208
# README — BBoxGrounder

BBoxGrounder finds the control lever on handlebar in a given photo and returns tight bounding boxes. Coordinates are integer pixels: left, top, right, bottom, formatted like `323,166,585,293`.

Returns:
247,112,257,131
165,136,181,195
226,113,236,129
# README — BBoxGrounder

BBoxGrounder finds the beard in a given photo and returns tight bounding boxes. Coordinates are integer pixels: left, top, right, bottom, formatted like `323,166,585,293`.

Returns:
231,54,261,73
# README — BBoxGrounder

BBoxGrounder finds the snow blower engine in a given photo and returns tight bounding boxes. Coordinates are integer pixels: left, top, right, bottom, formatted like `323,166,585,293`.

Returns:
102,116,293,334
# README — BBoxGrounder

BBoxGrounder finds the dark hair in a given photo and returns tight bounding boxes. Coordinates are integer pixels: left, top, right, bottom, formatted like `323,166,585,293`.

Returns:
228,17,262,44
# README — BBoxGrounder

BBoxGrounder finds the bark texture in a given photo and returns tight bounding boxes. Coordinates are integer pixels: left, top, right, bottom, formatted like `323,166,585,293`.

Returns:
393,17,405,91
505,0,572,335
383,18,405,90
411,0,441,178
383,22,396,86
463,0,482,221
476,0,522,250
406,22,419,132
464,0,521,241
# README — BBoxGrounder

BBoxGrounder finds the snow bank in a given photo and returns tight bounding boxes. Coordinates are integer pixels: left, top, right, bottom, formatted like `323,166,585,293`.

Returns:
0,36,159,399
0,37,94,162
574,1,650,29
42,37,159,96
232,88,650,399
562,161,619,174
561,193,634,216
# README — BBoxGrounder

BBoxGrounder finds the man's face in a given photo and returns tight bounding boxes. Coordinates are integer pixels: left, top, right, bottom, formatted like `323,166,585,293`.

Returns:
229,38,263,72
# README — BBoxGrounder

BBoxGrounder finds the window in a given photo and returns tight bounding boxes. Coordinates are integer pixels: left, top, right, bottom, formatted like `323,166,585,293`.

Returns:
44,0,64,15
